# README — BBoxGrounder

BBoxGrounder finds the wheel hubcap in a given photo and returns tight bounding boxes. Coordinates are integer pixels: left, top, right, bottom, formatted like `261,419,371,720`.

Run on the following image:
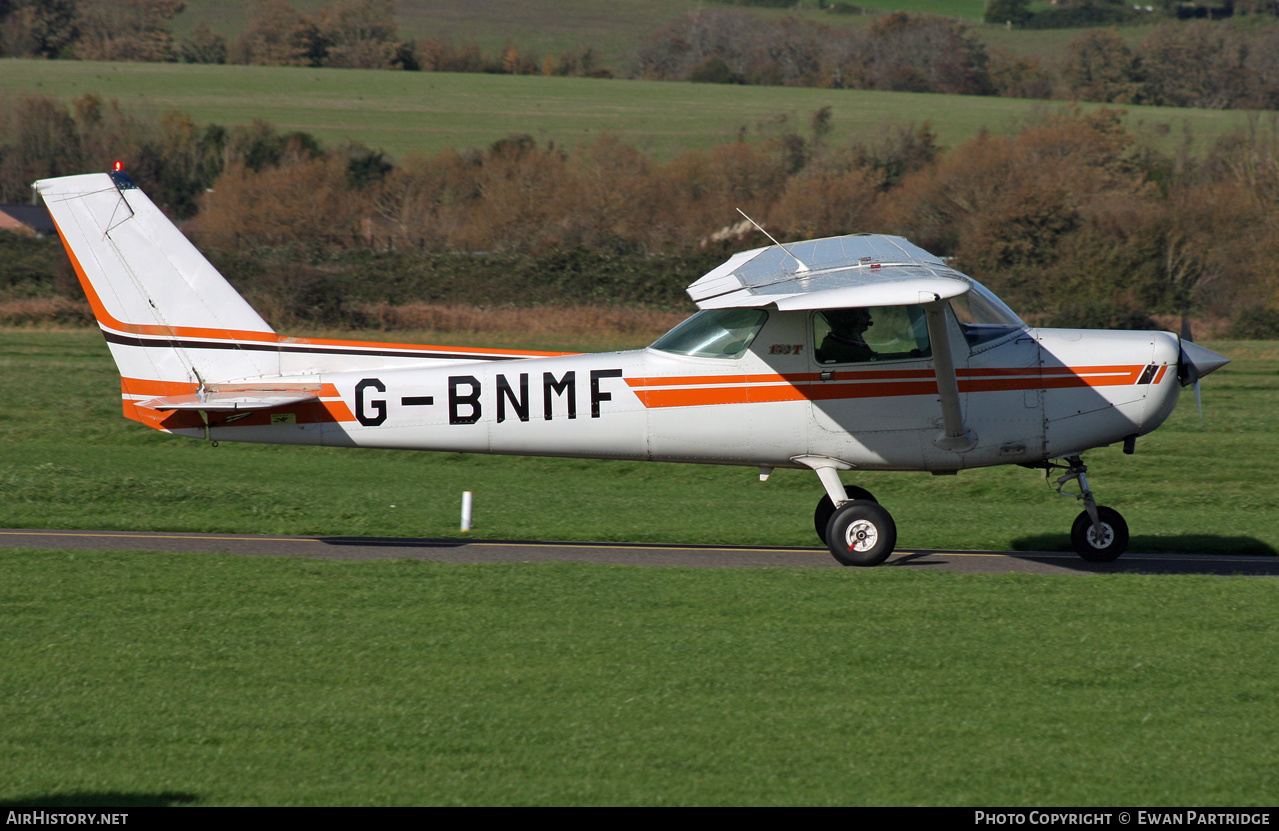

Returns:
1087,523,1114,548
844,520,879,552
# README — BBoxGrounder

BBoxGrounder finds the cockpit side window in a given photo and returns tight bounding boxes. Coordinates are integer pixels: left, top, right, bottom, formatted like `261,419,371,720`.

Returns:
813,306,931,365
651,308,769,359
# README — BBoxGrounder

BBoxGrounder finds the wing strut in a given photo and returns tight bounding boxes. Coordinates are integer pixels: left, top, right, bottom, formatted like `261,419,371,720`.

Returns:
923,299,975,452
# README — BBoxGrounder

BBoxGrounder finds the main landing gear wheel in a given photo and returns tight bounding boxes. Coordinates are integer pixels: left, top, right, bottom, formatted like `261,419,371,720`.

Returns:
825,500,897,567
813,485,877,545
1071,506,1129,562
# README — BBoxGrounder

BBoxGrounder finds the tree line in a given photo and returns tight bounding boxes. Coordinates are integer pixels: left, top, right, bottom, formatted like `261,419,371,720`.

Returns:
3,93,1279,337
983,0,1279,28
638,8,1279,110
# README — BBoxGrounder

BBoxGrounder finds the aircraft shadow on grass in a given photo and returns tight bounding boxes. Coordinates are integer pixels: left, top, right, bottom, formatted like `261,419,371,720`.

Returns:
0,791,199,808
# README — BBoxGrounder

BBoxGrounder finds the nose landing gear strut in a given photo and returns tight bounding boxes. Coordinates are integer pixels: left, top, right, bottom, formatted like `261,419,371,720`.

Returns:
1052,456,1129,562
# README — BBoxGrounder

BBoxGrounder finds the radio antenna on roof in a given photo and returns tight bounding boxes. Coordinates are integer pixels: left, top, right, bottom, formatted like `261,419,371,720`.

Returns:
736,208,809,273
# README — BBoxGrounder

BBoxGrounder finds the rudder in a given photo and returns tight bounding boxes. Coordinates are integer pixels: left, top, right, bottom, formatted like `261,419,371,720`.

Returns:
35,171,282,404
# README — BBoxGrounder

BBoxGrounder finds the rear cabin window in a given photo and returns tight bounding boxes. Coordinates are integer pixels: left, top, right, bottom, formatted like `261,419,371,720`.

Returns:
814,306,931,364
651,308,769,359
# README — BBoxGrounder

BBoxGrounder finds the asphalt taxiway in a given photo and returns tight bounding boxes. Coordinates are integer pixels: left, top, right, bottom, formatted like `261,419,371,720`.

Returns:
2,529,1276,576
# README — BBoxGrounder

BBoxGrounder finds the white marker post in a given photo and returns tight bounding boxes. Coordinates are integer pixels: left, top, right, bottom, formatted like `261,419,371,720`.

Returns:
461,491,473,533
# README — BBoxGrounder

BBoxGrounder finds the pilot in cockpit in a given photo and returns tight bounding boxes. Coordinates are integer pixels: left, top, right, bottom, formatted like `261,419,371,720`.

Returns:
817,308,876,364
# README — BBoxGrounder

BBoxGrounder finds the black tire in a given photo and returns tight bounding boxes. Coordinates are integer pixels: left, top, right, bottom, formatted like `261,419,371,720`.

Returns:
825,500,896,567
1071,506,1129,562
813,485,877,544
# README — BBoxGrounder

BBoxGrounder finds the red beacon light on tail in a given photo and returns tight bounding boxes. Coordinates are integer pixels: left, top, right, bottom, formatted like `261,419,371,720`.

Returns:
107,162,137,190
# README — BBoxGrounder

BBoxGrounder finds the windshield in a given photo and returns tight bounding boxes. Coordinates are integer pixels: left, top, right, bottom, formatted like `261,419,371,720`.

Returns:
950,281,1026,347
651,309,768,359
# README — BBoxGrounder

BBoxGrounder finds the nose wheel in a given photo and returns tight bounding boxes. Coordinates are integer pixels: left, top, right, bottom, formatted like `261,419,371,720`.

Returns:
1053,456,1129,562
1071,506,1129,562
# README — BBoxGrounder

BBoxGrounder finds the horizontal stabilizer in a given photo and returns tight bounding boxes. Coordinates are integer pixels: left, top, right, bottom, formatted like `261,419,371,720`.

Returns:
139,389,321,412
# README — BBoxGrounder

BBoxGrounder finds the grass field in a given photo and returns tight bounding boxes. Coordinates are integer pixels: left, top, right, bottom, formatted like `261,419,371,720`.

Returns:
172,0,765,63
166,0,1166,78
1,328,1276,805
3,551,1276,806
0,59,1259,162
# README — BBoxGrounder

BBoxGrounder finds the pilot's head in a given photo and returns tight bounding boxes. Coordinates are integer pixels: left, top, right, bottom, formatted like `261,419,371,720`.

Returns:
827,308,872,334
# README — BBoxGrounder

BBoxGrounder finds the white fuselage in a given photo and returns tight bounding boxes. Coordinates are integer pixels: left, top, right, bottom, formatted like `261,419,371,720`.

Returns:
150,310,1183,472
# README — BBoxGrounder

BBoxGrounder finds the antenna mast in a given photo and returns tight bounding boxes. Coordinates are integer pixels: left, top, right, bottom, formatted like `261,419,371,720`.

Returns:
736,209,809,273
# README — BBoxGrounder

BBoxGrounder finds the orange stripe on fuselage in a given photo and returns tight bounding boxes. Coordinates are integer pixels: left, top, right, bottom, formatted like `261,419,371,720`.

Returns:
632,378,937,408
627,365,1150,408
624,368,937,388
959,366,1143,394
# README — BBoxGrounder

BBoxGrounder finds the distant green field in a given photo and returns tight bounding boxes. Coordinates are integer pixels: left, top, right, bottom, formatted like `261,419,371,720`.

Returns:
173,0,741,66
0,59,1257,161
168,0,991,62
165,0,1151,76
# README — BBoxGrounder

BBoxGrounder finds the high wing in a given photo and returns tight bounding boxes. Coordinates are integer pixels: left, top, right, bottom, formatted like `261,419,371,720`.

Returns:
688,233,976,449
687,234,971,311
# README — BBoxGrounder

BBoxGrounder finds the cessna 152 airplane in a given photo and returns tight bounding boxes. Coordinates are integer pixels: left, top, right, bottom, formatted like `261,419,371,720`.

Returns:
34,170,1230,566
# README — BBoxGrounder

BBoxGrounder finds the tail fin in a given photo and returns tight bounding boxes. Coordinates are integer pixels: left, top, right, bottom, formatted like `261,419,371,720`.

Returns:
35,171,280,393
36,170,572,433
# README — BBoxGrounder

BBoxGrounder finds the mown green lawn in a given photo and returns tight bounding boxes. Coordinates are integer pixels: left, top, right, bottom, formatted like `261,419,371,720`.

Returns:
1,551,1276,806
